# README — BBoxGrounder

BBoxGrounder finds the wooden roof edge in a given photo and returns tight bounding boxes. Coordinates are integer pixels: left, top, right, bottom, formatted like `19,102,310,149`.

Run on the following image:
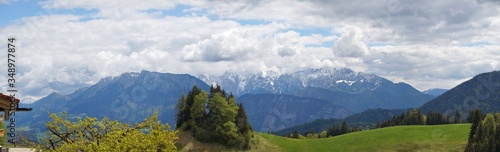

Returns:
0,93,20,103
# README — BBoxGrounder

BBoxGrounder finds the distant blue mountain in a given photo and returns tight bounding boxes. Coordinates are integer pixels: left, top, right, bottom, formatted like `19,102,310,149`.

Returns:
16,70,210,132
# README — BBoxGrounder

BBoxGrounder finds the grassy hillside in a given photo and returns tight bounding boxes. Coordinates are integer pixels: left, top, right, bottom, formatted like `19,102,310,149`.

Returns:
176,131,282,152
260,124,470,152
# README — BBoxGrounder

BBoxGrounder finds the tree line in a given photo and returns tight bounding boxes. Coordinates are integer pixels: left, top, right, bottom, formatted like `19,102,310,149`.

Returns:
175,85,253,149
376,109,464,128
286,121,360,139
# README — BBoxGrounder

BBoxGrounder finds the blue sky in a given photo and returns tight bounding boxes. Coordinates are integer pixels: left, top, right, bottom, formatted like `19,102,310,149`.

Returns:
1,0,500,103
0,0,42,27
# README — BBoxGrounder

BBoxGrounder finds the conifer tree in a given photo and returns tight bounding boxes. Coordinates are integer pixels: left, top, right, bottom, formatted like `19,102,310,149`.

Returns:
454,109,461,123
175,94,187,129
340,121,349,135
468,109,483,141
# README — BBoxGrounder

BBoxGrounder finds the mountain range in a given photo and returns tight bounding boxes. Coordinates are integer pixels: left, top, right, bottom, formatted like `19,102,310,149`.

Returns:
16,68,435,134
200,68,434,130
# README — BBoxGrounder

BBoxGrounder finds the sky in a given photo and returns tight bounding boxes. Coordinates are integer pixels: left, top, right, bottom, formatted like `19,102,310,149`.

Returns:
1,0,500,103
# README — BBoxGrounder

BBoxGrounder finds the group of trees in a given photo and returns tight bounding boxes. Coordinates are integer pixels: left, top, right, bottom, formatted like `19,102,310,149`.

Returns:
376,109,461,128
288,121,360,139
175,85,253,149
465,109,500,151
27,111,178,152
325,121,360,137
376,109,426,128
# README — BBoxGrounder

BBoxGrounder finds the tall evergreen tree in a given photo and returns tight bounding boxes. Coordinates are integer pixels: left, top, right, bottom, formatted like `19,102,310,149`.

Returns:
235,103,252,134
175,94,187,129
468,109,483,141
454,109,461,123
340,121,349,135
235,103,252,149
176,86,202,130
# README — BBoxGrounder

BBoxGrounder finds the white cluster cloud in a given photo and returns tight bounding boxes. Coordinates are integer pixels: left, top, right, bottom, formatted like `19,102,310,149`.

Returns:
333,27,370,58
182,28,261,62
1,0,500,103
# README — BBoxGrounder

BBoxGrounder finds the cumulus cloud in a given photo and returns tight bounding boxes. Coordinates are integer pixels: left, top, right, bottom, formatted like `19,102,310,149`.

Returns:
1,0,500,102
277,46,296,57
333,28,369,58
182,29,260,62
362,44,500,90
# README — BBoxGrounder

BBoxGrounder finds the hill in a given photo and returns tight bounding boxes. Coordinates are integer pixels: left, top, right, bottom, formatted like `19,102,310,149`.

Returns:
420,70,500,115
176,131,281,152
275,108,407,135
176,124,470,151
261,124,470,152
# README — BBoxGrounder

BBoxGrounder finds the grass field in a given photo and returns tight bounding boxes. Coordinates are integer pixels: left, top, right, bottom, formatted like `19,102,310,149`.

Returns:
258,124,471,152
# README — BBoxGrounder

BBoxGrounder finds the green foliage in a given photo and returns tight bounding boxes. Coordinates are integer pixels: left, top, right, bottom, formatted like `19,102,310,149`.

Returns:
319,130,328,138
175,94,187,130
324,121,360,137
190,91,207,126
0,120,5,145
378,109,430,128
426,111,451,125
466,110,500,152
176,85,253,150
32,111,178,152
467,109,483,142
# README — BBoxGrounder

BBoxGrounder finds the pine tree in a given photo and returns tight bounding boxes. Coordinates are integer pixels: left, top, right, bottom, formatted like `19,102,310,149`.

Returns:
341,121,349,135
176,86,202,130
235,103,252,149
454,109,461,123
468,109,483,141
175,94,187,129
235,103,252,134
292,131,300,139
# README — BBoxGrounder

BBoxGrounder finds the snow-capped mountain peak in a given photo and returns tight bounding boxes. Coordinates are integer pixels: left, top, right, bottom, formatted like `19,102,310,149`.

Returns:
197,68,385,95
